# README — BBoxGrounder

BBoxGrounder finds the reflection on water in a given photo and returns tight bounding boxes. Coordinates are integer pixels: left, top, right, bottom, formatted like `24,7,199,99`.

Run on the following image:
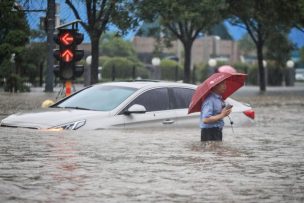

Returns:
0,105,303,202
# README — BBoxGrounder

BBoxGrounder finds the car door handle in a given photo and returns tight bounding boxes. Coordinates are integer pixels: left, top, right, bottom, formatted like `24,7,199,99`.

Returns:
162,119,175,125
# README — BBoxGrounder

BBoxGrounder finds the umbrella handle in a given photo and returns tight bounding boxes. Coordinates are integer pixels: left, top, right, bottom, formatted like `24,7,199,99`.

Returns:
228,116,235,136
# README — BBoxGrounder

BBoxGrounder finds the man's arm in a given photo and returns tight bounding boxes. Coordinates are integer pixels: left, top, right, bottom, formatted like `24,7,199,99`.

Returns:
203,108,231,124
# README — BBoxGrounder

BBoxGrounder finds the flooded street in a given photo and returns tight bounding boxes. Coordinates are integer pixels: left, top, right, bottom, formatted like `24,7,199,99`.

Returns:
0,87,304,202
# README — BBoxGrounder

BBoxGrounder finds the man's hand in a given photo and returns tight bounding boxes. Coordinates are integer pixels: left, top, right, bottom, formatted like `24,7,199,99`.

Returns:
203,107,232,124
221,107,232,118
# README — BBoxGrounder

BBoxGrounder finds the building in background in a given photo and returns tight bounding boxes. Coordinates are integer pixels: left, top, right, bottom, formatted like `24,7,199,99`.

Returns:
132,21,242,66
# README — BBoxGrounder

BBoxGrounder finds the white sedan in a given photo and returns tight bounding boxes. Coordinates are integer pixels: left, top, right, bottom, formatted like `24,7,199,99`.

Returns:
0,81,254,130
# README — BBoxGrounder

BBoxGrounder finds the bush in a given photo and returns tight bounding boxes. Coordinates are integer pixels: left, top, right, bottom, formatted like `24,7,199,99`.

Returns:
232,63,250,74
267,64,283,86
195,63,211,83
4,74,30,92
101,57,149,80
246,65,258,85
235,63,283,86
159,59,183,81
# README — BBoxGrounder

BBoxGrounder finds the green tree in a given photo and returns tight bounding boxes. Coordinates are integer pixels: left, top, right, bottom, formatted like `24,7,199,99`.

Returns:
20,42,47,86
266,32,294,67
0,0,30,91
208,22,233,40
98,33,145,80
100,33,137,59
300,47,304,62
227,0,301,92
239,32,294,70
66,0,138,85
277,0,304,33
136,0,227,83
238,34,255,56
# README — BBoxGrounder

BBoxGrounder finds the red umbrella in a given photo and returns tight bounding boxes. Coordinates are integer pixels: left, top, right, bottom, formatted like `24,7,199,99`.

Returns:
188,72,247,114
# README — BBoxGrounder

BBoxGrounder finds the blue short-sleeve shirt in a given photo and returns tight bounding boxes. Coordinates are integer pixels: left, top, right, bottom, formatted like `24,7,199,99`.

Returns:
200,92,225,128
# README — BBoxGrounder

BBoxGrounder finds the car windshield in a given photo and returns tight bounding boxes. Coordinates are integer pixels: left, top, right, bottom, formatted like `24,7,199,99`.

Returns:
55,85,137,111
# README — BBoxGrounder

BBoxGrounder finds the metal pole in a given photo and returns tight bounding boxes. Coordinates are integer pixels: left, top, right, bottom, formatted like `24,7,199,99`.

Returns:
65,80,72,96
112,65,116,81
45,0,55,92
132,66,136,80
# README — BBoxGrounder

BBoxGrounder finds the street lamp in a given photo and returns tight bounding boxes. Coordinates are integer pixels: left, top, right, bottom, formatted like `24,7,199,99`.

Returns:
263,60,267,68
208,58,217,76
212,36,220,58
86,55,92,65
263,60,268,86
286,60,294,69
152,57,160,66
84,55,92,86
208,58,217,67
151,57,161,80
286,60,295,86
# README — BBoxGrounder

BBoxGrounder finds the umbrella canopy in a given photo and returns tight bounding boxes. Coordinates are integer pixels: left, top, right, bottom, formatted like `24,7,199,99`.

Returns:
217,65,237,73
188,72,247,114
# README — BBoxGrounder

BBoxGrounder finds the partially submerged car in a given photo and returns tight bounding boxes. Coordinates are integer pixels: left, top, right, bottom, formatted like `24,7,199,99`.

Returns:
0,81,254,130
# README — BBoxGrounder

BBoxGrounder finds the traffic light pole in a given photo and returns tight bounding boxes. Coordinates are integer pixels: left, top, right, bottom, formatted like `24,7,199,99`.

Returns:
65,80,72,96
53,21,84,82
45,0,55,92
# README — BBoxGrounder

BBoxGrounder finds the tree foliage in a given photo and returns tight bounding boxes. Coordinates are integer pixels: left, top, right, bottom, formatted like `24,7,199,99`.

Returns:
274,0,304,33
227,0,300,91
266,32,294,68
0,0,29,68
100,33,137,59
300,47,304,62
208,22,233,40
136,0,227,83
238,34,255,55
0,0,30,91
66,0,138,85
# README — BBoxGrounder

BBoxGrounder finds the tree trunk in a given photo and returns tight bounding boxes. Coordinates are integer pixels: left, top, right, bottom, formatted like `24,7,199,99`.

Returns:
256,42,266,92
90,36,100,85
45,0,55,92
183,42,192,83
39,61,44,87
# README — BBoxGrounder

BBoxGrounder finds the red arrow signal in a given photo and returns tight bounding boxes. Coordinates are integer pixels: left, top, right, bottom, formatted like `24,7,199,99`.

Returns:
61,49,74,62
60,32,74,45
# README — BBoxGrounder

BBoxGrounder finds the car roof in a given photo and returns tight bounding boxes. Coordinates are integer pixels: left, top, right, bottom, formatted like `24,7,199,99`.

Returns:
92,81,197,90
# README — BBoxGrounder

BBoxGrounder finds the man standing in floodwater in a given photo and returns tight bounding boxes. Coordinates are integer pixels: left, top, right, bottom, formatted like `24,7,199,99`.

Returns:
200,81,232,141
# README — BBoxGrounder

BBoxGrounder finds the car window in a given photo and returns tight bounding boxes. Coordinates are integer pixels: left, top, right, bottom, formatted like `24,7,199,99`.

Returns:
124,88,170,112
55,85,137,111
171,87,194,109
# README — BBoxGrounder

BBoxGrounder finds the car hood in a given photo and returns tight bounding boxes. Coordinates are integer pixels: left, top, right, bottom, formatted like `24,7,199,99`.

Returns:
0,108,109,129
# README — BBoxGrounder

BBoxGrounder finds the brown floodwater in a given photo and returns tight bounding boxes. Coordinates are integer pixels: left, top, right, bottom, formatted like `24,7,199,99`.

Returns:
0,103,303,202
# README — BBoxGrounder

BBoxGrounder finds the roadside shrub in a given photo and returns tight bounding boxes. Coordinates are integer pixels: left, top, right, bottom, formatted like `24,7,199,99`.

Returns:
232,63,250,74
267,64,283,86
4,74,30,92
196,63,212,83
101,57,148,80
160,59,183,81
241,64,283,86
246,65,258,85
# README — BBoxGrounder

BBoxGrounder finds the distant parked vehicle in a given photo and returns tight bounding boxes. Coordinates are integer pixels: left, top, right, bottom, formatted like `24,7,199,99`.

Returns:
1,81,254,130
295,69,304,81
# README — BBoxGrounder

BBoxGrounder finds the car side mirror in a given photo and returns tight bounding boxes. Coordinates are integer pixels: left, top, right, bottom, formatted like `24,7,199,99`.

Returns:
124,104,146,115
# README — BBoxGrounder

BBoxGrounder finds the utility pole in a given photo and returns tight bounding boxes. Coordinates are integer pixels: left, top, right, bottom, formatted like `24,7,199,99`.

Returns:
45,0,55,92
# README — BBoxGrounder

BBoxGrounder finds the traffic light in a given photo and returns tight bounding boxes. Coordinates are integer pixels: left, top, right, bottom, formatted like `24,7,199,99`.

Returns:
53,29,84,80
